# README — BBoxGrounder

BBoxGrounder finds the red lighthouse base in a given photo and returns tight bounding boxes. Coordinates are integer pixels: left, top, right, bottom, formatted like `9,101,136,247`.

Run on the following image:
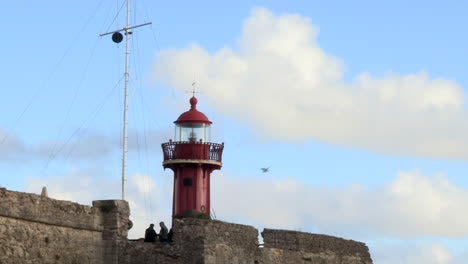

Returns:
172,164,214,216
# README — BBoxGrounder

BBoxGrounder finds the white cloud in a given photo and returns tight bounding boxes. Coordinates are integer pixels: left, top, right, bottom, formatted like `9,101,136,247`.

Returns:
211,169,468,238
0,129,27,161
126,128,172,151
153,8,468,159
20,163,468,239
0,127,169,165
0,128,118,163
372,243,455,264
455,247,468,264
22,167,468,260
35,133,114,162
0,128,167,165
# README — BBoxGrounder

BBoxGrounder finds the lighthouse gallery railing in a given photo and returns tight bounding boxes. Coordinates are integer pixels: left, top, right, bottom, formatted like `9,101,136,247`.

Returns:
162,141,224,163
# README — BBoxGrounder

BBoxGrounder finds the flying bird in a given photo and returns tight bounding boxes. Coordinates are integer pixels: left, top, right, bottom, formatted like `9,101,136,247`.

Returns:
260,167,270,173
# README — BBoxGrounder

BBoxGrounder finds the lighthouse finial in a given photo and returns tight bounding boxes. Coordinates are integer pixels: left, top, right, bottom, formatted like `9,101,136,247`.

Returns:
190,96,198,109
191,81,197,97
187,81,203,99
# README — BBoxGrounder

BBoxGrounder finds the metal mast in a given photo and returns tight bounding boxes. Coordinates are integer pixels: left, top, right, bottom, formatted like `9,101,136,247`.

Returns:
121,0,130,201
100,0,152,200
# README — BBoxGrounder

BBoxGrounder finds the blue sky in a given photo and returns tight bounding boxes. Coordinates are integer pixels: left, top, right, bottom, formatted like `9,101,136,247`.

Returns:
1,1,468,263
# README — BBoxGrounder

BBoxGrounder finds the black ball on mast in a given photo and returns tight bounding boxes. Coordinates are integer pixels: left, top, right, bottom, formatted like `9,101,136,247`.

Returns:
112,32,123,43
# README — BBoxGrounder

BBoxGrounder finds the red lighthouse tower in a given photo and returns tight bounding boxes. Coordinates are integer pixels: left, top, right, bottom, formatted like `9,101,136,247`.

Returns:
161,96,224,217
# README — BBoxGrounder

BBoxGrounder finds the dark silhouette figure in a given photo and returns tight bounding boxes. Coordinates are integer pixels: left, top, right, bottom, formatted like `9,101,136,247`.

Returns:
168,228,174,243
144,224,157,242
159,222,169,242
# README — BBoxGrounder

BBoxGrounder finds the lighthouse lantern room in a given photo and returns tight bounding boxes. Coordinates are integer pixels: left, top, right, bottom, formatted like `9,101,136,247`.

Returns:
162,96,224,217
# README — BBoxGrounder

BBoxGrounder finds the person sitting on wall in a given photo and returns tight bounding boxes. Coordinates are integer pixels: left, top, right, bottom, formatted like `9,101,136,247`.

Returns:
168,228,173,243
144,224,157,242
159,221,169,242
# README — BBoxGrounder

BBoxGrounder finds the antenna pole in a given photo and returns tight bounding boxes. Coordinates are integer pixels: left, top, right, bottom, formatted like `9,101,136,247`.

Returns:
100,1,152,201
122,0,131,201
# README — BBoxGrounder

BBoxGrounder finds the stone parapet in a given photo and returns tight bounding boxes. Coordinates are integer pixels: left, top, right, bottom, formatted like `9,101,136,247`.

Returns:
173,218,259,247
174,218,260,264
0,187,102,231
93,200,130,240
118,218,260,264
0,213,103,263
117,241,183,264
0,187,131,264
262,229,372,263
118,219,373,264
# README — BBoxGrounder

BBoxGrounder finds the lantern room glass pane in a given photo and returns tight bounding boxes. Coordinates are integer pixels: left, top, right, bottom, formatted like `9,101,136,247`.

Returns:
205,125,211,142
175,123,211,142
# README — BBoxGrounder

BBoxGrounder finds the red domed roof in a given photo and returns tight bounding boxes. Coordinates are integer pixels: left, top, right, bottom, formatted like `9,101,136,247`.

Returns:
174,96,212,124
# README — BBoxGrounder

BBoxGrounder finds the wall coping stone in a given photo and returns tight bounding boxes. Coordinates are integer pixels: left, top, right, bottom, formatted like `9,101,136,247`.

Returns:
262,228,372,262
0,187,103,231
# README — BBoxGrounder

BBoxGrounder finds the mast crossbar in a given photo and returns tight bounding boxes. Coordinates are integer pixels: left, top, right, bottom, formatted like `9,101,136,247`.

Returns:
99,22,152,37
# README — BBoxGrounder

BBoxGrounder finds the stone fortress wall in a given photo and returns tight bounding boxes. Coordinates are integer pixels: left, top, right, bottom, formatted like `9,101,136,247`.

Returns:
120,219,373,264
0,187,129,264
0,187,372,264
